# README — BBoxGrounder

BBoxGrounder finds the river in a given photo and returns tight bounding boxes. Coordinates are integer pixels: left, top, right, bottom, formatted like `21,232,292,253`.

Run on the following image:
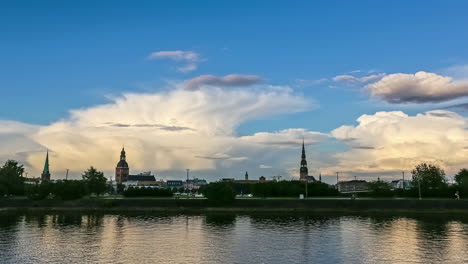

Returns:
1,212,467,263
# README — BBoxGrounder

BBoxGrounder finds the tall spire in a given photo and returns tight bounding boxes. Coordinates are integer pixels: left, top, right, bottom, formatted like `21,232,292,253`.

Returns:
302,138,306,159
300,140,308,180
43,150,49,174
41,150,51,181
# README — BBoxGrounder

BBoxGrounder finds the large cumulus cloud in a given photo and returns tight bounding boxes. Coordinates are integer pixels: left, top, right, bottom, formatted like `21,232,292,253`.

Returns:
2,83,316,180
331,110,468,176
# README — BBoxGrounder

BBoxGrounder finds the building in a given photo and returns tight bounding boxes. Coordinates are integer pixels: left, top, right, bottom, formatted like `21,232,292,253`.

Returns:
184,178,208,190
166,180,184,189
234,171,262,184
222,178,235,182
115,147,129,184
124,171,157,187
391,179,412,190
337,180,369,193
41,150,51,181
299,140,316,182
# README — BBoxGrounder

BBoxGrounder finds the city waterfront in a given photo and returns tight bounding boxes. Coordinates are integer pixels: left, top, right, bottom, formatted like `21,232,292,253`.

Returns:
1,213,468,264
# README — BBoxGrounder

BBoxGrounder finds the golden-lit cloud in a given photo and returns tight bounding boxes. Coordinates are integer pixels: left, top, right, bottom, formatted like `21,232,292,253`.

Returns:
330,110,468,176
4,83,313,178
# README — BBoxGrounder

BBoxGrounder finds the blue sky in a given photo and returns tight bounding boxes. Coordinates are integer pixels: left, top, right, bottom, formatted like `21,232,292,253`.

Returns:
1,1,468,181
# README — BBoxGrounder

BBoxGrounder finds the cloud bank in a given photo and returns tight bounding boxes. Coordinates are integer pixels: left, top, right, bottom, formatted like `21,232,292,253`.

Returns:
4,72,468,182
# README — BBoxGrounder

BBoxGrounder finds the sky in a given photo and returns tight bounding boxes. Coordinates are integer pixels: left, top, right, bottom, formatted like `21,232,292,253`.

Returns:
1,1,468,183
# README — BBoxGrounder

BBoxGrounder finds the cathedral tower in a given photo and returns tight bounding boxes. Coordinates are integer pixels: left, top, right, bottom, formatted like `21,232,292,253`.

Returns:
115,147,129,184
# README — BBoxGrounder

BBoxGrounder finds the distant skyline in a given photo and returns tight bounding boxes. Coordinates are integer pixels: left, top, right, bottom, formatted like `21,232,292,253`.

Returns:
1,1,468,183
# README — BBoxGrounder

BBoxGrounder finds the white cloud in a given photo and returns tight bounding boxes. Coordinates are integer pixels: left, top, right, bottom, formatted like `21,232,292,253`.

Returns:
330,110,468,176
184,74,262,91
0,83,313,180
147,50,201,72
366,71,468,103
259,165,272,169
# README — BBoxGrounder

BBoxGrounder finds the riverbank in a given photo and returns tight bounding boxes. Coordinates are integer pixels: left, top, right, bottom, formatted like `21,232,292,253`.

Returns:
1,198,468,214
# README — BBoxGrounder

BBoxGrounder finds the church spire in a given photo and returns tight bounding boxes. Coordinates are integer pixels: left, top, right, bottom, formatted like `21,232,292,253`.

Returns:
302,138,306,159
43,150,50,174
300,139,308,181
41,150,51,181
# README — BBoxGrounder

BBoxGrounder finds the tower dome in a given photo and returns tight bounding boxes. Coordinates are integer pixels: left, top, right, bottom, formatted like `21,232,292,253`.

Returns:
116,147,129,168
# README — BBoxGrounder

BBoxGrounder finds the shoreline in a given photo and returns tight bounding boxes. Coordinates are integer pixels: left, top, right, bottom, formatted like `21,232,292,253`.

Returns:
2,198,468,215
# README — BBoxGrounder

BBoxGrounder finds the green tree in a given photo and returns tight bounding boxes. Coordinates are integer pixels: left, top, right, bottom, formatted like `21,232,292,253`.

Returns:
82,166,107,196
201,182,236,205
454,168,468,197
0,160,25,196
25,181,53,200
367,180,393,197
54,180,88,200
411,163,448,197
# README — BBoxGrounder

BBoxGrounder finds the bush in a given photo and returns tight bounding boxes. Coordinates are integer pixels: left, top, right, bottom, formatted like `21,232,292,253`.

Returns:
25,182,53,200
251,181,338,198
201,182,236,205
53,180,88,200
366,180,393,197
123,187,173,197
25,180,88,200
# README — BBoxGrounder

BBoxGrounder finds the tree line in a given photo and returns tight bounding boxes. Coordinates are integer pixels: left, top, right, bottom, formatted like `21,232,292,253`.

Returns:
364,163,468,198
2,159,468,200
0,160,108,200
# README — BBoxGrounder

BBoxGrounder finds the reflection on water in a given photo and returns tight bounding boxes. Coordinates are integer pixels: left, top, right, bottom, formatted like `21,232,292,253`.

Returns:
1,212,468,264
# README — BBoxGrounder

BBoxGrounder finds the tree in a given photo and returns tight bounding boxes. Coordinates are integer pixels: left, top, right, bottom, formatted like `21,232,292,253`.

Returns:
367,180,393,197
454,168,468,197
411,163,447,197
0,160,25,196
201,182,236,205
82,166,107,196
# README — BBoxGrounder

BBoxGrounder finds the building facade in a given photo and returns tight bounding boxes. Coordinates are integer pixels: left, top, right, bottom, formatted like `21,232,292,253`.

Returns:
337,180,369,193
124,171,157,187
184,178,208,190
115,147,129,184
391,179,412,190
166,180,184,189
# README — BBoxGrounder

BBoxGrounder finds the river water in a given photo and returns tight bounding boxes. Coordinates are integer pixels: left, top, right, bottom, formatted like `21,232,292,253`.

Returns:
1,212,468,264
